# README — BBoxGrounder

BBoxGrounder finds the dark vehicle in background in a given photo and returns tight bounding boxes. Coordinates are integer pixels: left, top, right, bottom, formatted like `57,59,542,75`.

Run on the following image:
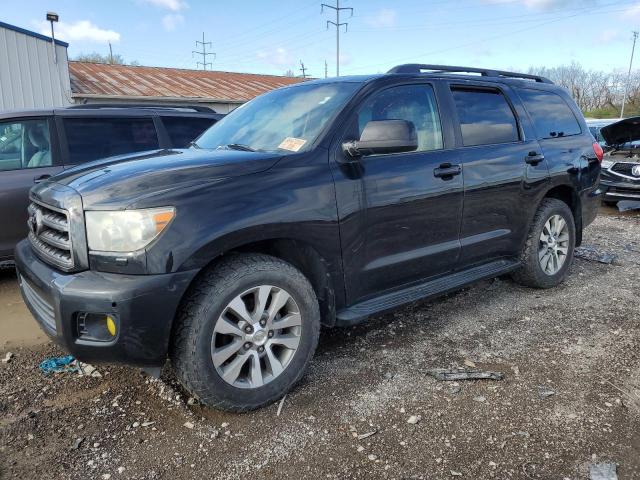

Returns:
15,64,602,412
0,105,222,266
598,116,640,206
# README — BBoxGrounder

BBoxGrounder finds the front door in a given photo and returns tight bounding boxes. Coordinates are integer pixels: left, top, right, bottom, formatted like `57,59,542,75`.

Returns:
332,83,464,304
0,118,63,260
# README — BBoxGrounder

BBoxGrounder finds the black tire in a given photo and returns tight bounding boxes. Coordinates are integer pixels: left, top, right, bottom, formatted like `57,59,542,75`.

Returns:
511,198,576,289
170,253,320,412
604,200,618,207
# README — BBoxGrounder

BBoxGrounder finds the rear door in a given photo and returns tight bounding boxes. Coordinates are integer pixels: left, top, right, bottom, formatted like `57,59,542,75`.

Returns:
448,83,548,268
332,82,464,304
0,117,63,260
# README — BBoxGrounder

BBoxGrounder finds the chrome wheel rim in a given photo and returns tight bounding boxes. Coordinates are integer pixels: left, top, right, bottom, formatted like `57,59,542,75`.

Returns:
211,285,302,389
538,214,570,275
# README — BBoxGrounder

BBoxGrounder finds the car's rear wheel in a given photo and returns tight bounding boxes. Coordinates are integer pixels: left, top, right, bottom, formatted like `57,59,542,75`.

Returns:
170,254,320,412
511,198,576,289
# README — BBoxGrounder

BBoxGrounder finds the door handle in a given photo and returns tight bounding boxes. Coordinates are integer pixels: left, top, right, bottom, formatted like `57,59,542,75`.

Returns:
33,174,51,184
433,163,462,179
525,152,545,165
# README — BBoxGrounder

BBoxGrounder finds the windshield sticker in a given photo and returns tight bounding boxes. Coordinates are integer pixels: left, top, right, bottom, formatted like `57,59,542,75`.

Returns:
278,137,307,152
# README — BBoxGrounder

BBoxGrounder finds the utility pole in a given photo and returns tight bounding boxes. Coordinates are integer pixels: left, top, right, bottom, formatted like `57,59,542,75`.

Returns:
621,31,639,119
108,42,114,64
46,12,59,64
325,60,328,78
193,32,215,70
321,0,353,76
299,60,308,78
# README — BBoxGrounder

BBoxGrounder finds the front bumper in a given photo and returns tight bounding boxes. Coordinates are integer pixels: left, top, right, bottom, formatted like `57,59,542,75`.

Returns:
600,169,640,202
14,239,198,367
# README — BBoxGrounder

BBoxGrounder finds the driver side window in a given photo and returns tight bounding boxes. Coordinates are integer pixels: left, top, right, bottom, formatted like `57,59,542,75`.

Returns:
0,119,52,172
357,84,444,152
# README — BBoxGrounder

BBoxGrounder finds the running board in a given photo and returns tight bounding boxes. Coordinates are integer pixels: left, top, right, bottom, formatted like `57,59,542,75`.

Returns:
336,259,520,325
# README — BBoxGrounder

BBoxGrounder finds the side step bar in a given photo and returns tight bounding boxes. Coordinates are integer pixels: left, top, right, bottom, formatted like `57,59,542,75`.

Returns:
336,259,520,325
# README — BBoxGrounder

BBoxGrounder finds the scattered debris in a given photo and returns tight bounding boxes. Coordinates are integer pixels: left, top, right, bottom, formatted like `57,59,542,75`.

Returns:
575,245,617,265
357,445,365,453
39,355,78,374
463,359,477,368
427,369,504,381
407,415,421,425
367,454,377,461
473,395,487,403
71,437,84,450
357,430,377,440
590,462,618,480
449,385,462,394
617,200,640,212
183,422,195,429
2,352,13,363
451,470,463,476
276,394,287,417
141,421,155,427
79,363,102,378
538,386,556,399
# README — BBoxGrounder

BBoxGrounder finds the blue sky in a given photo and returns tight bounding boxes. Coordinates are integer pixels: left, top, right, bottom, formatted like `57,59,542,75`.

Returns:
1,0,637,76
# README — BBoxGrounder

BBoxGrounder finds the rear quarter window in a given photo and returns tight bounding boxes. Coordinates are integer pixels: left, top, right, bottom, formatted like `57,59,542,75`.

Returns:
517,88,582,139
162,116,217,148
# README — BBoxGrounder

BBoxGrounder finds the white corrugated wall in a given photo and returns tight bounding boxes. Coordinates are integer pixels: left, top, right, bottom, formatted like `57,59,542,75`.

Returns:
0,26,71,110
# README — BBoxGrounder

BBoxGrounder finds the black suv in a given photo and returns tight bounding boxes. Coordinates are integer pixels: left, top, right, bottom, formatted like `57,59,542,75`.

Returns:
15,65,602,411
0,105,222,266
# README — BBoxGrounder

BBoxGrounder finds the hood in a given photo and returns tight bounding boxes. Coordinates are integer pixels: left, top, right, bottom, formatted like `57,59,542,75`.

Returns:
601,116,640,146
51,148,282,208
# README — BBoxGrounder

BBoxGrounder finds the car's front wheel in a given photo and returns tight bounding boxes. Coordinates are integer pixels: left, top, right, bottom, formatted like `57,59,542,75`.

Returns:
171,254,320,412
511,198,576,289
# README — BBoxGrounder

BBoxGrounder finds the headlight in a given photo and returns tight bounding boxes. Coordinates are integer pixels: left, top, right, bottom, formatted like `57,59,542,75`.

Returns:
85,207,175,252
601,160,614,169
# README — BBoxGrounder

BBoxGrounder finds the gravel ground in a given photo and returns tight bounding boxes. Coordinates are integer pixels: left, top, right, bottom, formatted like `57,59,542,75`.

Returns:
1,210,639,480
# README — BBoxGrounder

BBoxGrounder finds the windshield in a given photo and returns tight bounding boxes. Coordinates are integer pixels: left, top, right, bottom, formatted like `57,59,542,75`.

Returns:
195,82,360,153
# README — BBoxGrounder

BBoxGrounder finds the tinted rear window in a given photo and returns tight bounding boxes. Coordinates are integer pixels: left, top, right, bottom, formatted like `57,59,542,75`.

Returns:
517,88,582,139
451,88,519,147
63,117,159,164
162,116,217,148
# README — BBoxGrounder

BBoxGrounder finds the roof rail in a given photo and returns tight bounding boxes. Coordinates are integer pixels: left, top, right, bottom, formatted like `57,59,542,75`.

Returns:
67,103,218,113
387,64,553,84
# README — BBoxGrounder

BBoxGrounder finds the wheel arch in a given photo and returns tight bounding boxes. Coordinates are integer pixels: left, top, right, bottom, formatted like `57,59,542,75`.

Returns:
542,183,583,246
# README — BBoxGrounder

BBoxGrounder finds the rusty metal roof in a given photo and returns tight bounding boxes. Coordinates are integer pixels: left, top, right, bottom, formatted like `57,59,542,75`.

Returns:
69,62,306,103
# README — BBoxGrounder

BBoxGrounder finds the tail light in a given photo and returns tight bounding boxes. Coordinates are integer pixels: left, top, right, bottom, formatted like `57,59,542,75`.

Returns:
593,142,604,163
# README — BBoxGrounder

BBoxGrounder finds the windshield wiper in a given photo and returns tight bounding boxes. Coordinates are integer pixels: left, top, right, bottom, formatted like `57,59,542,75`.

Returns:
221,143,256,152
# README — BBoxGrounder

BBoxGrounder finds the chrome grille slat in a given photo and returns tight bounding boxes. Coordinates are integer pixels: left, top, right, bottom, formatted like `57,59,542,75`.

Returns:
28,201,74,270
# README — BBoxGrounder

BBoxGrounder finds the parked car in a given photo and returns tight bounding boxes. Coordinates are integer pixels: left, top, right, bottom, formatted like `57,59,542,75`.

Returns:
599,116,640,206
586,118,617,148
15,64,602,411
0,105,223,266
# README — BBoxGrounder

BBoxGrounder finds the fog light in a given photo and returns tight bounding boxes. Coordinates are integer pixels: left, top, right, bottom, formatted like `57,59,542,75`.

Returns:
76,313,119,342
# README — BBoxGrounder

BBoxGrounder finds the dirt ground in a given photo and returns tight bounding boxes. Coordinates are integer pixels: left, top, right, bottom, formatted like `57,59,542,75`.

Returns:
1,207,639,480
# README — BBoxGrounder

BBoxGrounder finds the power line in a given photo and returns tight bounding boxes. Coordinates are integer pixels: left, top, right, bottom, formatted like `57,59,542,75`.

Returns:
621,31,639,119
192,32,215,70
321,0,353,77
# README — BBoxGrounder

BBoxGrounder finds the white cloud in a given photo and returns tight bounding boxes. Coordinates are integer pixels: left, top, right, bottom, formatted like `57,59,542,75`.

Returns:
365,8,397,28
625,2,640,18
483,0,577,9
598,29,619,44
256,47,292,68
36,20,120,43
162,13,184,31
140,0,187,11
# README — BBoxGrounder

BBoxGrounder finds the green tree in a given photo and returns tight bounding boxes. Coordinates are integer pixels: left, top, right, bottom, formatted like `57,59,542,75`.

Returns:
73,52,140,66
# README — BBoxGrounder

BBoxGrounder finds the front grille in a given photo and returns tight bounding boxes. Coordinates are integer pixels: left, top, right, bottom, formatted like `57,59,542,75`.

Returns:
19,275,56,332
611,162,637,176
27,201,74,270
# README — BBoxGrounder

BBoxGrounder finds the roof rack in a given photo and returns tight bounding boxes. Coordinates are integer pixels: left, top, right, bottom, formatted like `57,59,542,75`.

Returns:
67,103,218,113
387,64,553,84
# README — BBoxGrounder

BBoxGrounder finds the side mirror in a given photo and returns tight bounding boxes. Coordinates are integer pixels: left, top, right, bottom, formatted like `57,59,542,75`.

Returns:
343,119,418,157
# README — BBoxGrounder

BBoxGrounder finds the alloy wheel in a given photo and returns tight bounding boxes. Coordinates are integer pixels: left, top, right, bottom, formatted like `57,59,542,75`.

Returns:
538,214,570,275
211,285,302,389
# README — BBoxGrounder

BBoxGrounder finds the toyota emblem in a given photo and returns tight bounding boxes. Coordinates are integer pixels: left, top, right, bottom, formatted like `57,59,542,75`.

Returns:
29,209,44,236
633,164,640,177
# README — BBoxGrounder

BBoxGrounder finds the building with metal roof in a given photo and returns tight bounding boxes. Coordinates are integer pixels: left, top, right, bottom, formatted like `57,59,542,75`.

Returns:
0,21,72,110
69,62,307,113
